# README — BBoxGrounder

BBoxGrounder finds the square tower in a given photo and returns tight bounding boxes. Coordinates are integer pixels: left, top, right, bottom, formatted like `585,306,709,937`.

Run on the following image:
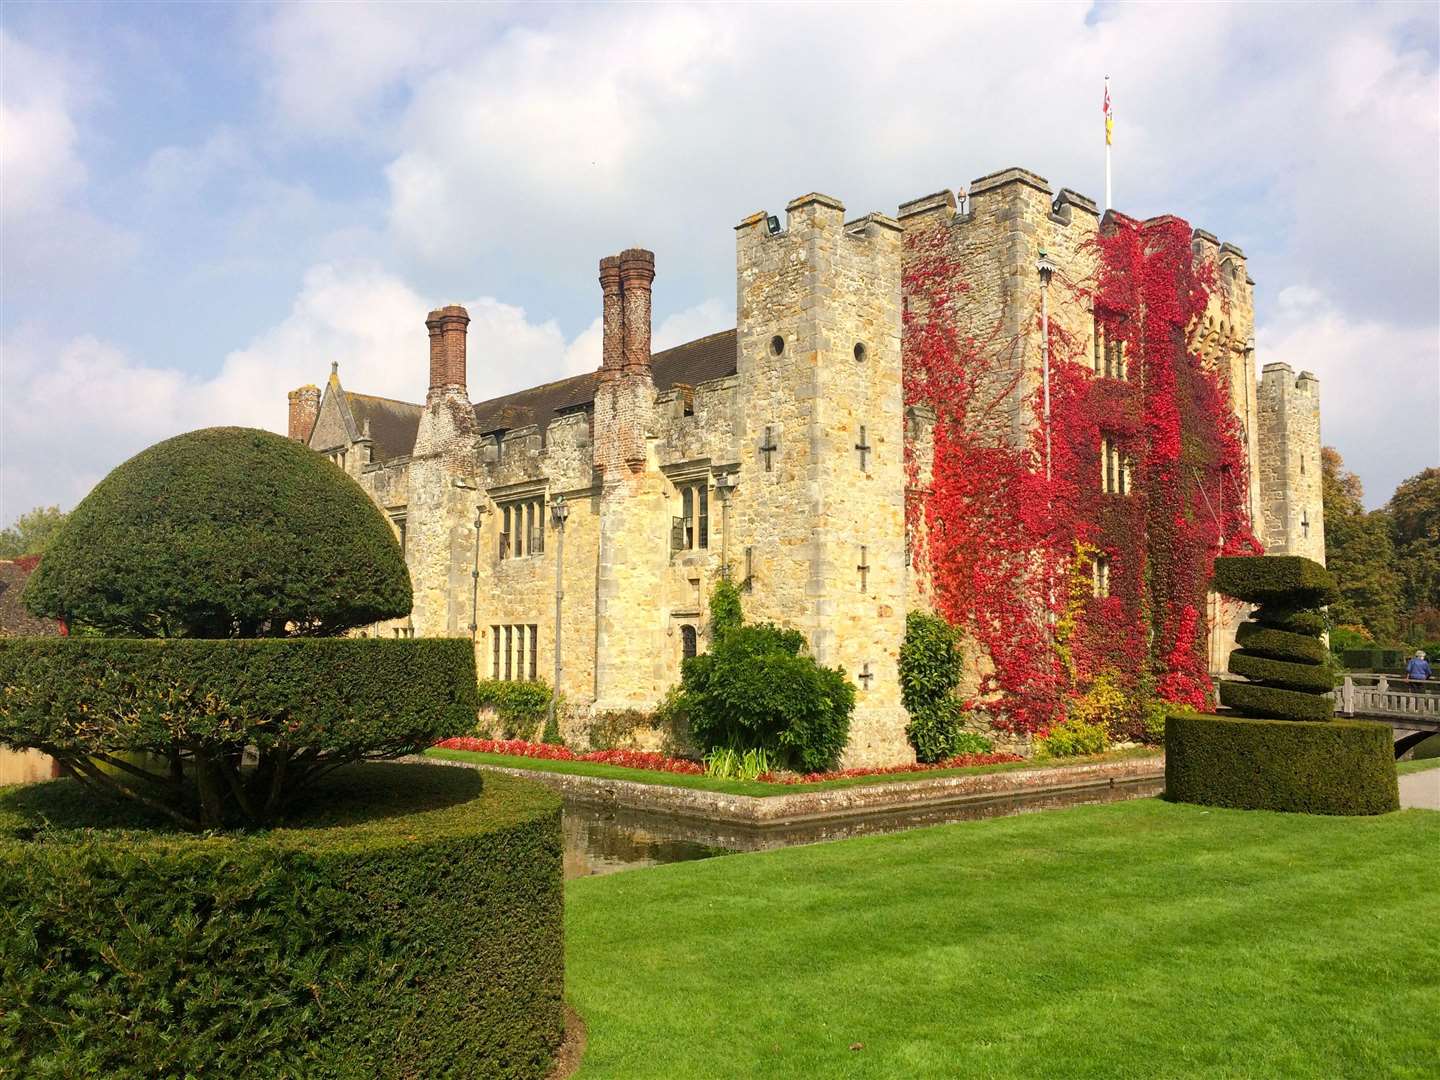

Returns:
734,194,909,766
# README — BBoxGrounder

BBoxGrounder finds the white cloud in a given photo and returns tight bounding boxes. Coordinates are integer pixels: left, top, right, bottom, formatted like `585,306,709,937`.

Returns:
0,263,614,524
1258,286,1439,507
0,31,85,221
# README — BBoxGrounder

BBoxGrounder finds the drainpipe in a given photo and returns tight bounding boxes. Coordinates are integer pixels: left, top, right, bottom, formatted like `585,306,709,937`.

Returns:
547,495,569,734
470,504,484,641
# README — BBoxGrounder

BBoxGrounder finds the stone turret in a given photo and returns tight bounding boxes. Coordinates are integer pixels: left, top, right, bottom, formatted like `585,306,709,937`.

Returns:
734,193,908,766
1258,363,1325,563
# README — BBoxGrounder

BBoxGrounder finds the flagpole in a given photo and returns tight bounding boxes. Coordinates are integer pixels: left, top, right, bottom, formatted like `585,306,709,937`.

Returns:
1104,75,1112,211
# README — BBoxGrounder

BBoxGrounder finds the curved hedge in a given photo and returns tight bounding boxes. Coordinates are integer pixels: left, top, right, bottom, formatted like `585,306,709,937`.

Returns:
1165,712,1398,815
1234,622,1330,665
1228,651,1335,693
0,763,564,1078
23,426,411,637
0,638,478,828
1218,679,1333,721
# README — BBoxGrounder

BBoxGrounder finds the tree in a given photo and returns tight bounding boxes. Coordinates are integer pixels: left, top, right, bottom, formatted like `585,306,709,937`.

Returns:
1388,467,1440,640
0,427,468,830
0,506,69,558
24,427,411,636
1321,447,1401,641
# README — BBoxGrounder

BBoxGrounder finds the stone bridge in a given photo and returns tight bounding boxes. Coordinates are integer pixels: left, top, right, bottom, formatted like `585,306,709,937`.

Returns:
1336,674,1440,757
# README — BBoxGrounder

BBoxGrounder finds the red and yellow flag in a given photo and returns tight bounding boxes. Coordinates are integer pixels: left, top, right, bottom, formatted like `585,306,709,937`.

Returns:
1104,77,1113,146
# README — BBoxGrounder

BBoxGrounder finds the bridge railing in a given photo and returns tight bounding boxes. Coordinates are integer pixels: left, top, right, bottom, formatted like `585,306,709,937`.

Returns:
1338,674,1440,720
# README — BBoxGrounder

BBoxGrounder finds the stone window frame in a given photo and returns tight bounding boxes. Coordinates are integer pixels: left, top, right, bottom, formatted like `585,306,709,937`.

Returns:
680,624,698,661
492,482,548,562
1092,554,1111,598
1100,435,1133,496
387,506,408,555
1093,312,1128,381
663,461,713,556
490,623,539,681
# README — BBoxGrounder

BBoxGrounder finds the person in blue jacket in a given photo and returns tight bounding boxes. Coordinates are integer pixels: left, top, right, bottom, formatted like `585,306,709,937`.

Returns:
1406,650,1431,680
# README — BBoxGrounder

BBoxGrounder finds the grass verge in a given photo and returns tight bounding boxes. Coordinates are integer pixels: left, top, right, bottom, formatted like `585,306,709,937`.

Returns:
566,798,1439,1079
423,745,1160,797
1397,753,1440,776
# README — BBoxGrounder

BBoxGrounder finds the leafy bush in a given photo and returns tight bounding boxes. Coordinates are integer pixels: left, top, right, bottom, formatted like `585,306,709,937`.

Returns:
1229,651,1335,693
703,745,771,781
709,577,744,637
1165,712,1398,815
22,427,410,637
680,618,854,774
476,679,553,740
0,638,477,829
1236,623,1330,665
1038,716,1109,757
899,611,975,762
0,764,565,1078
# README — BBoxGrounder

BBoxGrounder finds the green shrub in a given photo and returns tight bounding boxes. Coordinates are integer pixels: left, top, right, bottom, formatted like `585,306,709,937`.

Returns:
703,745,771,781
1228,651,1335,693
899,611,974,762
0,763,565,1078
476,679,553,739
22,427,410,637
0,638,477,829
1235,623,1330,664
709,577,744,638
1255,606,1328,636
1340,647,1408,674
1165,712,1398,815
1217,679,1334,721
1038,716,1109,757
680,620,854,774
1211,555,1339,609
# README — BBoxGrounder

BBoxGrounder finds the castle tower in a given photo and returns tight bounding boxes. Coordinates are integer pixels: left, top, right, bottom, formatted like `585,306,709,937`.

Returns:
592,249,671,710
734,194,909,766
287,384,320,442
409,304,481,636
1258,363,1325,563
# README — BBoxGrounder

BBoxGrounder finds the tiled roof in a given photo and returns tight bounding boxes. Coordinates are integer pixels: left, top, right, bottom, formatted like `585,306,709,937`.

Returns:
350,329,737,455
345,392,424,463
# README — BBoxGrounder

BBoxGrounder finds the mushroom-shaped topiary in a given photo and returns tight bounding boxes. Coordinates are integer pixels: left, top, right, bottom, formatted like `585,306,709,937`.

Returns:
1,428,478,830
23,426,411,637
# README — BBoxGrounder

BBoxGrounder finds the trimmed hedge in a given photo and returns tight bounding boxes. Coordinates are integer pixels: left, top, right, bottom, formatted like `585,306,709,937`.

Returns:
1235,623,1330,664
0,763,564,1078
1165,712,1398,815
23,427,411,637
1218,679,1334,721
1211,555,1339,609
1254,606,1327,636
1228,651,1335,693
0,637,477,827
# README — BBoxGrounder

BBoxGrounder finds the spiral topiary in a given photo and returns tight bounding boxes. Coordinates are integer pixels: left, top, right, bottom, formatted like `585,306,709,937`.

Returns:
1212,555,1338,721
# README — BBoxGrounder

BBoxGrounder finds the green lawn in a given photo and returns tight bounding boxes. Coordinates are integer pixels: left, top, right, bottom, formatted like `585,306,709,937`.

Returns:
424,745,1160,796
565,798,1440,1079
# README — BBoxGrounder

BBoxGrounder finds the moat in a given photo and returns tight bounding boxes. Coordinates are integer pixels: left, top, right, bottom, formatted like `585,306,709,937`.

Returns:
561,776,1166,877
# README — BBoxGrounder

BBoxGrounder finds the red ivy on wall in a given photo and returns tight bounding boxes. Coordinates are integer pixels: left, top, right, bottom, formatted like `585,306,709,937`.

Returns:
904,215,1258,735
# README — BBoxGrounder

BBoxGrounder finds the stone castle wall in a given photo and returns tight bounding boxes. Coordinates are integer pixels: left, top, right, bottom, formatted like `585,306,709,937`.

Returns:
296,165,1322,765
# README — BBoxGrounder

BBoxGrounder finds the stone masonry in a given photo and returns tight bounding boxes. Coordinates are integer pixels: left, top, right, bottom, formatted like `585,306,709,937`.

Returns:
292,166,1323,767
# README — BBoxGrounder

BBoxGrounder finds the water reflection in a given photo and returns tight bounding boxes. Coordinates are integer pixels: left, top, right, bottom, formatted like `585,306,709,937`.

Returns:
561,777,1163,878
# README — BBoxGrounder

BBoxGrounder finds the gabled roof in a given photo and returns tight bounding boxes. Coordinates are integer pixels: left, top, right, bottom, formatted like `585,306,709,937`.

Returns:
345,392,423,463
340,328,737,459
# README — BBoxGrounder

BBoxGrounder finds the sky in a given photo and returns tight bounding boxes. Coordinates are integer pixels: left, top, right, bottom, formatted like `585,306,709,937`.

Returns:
2,1,1437,524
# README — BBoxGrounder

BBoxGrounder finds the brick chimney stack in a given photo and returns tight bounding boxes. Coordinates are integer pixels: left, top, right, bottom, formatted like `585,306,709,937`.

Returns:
425,304,470,392
287,384,320,442
599,255,623,382
619,248,655,375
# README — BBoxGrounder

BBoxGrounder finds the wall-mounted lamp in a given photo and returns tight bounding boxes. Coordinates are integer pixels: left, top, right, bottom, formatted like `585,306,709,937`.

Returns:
766,215,782,235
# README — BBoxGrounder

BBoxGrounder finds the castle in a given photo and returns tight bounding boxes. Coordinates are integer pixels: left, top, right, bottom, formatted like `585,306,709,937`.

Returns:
287,166,1325,766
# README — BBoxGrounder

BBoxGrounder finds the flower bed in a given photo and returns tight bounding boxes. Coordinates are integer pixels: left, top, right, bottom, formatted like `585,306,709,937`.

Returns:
433,738,1024,785
758,751,1023,784
434,737,705,775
